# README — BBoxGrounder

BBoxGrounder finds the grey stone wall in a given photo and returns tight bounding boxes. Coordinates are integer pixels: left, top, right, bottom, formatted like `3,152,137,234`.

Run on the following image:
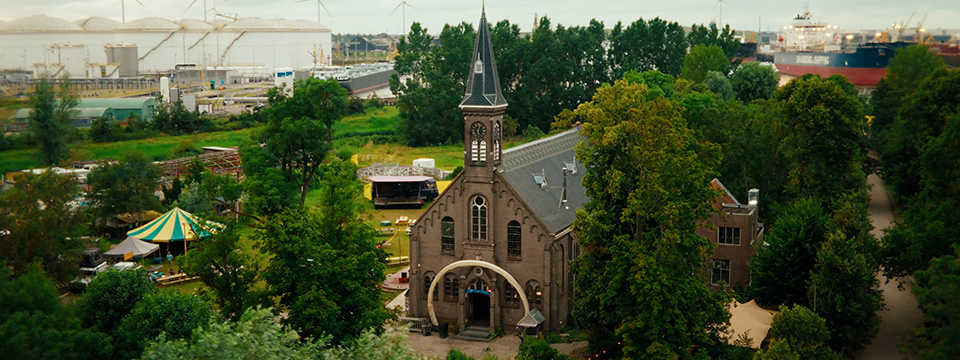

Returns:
356,165,445,180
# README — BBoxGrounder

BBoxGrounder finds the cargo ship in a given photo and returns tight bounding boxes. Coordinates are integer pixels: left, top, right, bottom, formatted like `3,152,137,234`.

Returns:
774,6,908,86
311,63,395,94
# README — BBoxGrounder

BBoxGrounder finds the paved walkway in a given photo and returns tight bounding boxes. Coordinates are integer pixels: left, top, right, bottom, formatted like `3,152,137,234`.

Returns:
856,169,922,359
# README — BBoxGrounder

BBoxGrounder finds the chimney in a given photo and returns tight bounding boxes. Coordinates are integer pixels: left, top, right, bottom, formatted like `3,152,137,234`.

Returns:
748,188,759,209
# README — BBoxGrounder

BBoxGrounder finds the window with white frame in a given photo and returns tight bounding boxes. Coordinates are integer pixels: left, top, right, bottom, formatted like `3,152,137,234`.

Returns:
712,259,731,285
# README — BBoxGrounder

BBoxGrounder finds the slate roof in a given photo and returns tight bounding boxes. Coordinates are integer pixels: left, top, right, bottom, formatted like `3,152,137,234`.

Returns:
501,127,588,234
459,8,507,108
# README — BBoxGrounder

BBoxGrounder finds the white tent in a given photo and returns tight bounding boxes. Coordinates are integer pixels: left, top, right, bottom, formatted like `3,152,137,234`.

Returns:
103,236,160,260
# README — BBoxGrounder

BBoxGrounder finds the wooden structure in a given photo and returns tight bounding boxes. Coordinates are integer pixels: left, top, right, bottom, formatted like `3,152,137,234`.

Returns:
158,147,243,178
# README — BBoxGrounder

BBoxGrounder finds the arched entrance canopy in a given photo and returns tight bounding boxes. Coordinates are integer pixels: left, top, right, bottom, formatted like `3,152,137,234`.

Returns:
426,260,530,326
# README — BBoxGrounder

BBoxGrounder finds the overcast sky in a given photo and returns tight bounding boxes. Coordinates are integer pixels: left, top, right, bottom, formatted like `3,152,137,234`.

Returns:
3,0,958,35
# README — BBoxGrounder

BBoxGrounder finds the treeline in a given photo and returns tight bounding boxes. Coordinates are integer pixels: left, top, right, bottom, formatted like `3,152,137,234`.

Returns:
390,17,739,146
870,45,960,358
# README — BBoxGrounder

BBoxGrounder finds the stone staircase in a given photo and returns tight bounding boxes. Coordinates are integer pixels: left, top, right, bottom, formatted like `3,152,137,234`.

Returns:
454,325,492,342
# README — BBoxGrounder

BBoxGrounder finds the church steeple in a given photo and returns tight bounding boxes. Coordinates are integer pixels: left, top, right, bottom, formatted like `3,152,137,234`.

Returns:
459,7,507,109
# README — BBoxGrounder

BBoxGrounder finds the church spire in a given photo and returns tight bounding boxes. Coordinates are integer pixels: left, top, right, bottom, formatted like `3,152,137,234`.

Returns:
459,7,507,108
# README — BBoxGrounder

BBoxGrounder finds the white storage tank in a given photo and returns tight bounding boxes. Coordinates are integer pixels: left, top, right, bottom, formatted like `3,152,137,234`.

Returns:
412,158,435,168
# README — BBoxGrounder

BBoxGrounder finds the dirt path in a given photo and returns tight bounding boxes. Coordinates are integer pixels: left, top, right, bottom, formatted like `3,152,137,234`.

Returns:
856,170,922,359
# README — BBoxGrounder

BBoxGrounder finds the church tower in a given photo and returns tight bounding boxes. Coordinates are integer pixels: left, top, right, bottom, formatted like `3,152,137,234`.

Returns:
459,7,507,179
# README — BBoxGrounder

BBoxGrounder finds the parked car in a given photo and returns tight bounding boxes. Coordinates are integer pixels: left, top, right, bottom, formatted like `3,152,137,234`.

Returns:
69,261,108,292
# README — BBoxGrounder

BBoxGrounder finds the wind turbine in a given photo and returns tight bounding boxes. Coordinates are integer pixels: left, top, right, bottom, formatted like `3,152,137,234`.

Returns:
296,0,333,26
121,0,146,24
390,1,419,34
714,0,727,27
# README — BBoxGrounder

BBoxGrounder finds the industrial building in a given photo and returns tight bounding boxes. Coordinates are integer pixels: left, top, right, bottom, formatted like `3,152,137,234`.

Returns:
0,15,332,80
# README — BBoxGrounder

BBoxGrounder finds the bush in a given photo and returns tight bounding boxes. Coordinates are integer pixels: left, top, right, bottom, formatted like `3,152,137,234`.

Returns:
517,336,570,360
347,97,366,115
445,349,474,360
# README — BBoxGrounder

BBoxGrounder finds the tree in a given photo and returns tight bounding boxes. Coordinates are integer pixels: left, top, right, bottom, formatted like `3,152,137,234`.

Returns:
871,45,945,136
571,80,728,359
75,269,157,335
908,247,960,359
29,75,78,166
390,22,475,146
114,292,216,359
730,62,779,103
681,44,730,83
0,265,113,360
152,101,212,135
704,70,735,100
752,339,800,360
750,197,829,308
687,23,740,59
808,231,883,355
517,336,571,360
776,75,866,205
180,222,263,320
142,307,322,360
268,78,348,142
0,170,87,281
766,305,837,360
608,17,688,79
258,159,388,344
86,152,163,224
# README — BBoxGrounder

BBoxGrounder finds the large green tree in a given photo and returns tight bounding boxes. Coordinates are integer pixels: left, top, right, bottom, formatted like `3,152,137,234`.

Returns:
681,44,730,83
808,231,883,355
114,292,216,359
29,75,78,166
86,151,163,224
764,305,837,360
750,197,829,308
908,247,960,359
0,265,113,360
75,269,157,336
0,170,87,281
776,75,866,206
180,222,263,320
730,62,779,103
390,22,475,146
608,17,687,79
571,80,727,359
686,23,740,59
258,159,388,344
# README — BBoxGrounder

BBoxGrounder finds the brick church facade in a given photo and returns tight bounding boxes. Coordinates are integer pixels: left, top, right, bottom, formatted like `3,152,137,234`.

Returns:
406,8,586,338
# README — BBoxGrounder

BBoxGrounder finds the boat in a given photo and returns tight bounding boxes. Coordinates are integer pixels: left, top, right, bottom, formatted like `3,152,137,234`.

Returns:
773,6,909,86
311,62,395,95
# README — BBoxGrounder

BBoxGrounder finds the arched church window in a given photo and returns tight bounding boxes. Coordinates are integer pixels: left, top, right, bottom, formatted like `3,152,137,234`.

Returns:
479,140,487,162
507,220,521,259
441,217,455,255
469,122,486,165
493,122,501,164
423,272,438,299
526,281,543,309
504,282,520,306
443,275,459,301
472,196,487,240
467,278,489,292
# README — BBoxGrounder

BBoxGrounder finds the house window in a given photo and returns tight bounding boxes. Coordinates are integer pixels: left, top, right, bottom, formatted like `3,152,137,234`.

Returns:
507,221,521,258
504,282,520,306
526,282,543,309
472,196,487,240
712,259,731,285
441,217,455,255
718,227,741,245
443,275,459,301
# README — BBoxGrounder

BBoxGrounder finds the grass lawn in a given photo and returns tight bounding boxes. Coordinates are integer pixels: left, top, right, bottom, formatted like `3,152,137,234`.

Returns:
0,127,261,174
333,106,400,138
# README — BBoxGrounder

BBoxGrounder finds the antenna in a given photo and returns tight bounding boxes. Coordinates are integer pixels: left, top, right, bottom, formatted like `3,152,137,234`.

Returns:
296,0,333,26
389,1,419,35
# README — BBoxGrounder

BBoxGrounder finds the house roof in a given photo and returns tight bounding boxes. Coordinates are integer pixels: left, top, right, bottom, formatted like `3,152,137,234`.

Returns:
500,127,587,234
459,8,507,108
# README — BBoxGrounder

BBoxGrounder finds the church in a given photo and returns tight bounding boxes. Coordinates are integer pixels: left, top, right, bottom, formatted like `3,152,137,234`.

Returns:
406,8,587,339
405,7,765,340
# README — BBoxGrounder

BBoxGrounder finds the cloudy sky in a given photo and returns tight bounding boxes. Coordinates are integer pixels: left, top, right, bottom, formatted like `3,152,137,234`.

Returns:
3,0,958,35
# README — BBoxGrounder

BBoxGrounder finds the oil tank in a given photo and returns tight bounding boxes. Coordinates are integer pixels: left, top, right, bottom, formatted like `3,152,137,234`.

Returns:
105,43,138,77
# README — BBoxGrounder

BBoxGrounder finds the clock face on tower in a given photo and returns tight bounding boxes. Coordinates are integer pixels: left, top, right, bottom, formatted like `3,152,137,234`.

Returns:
470,122,486,138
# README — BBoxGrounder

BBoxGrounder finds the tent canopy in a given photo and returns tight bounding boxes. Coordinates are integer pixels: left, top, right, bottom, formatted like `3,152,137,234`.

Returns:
726,300,778,349
127,207,223,243
103,236,159,259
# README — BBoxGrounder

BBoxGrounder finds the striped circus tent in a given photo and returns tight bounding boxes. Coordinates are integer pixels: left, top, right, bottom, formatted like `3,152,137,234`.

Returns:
127,208,223,251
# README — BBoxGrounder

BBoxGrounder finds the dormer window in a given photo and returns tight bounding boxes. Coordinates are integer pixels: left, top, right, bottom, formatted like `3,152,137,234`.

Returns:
474,59,483,74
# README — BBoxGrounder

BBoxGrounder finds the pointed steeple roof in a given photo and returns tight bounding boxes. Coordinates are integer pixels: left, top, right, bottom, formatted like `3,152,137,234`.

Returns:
459,7,507,108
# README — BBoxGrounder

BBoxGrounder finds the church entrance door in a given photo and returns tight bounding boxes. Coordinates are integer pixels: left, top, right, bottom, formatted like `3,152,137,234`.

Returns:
466,291,490,327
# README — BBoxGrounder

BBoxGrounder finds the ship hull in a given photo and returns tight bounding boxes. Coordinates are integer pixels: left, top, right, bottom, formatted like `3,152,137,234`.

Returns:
338,69,396,94
774,43,906,86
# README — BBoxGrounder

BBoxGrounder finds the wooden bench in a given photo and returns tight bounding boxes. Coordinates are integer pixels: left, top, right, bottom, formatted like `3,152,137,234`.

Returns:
156,273,198,287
